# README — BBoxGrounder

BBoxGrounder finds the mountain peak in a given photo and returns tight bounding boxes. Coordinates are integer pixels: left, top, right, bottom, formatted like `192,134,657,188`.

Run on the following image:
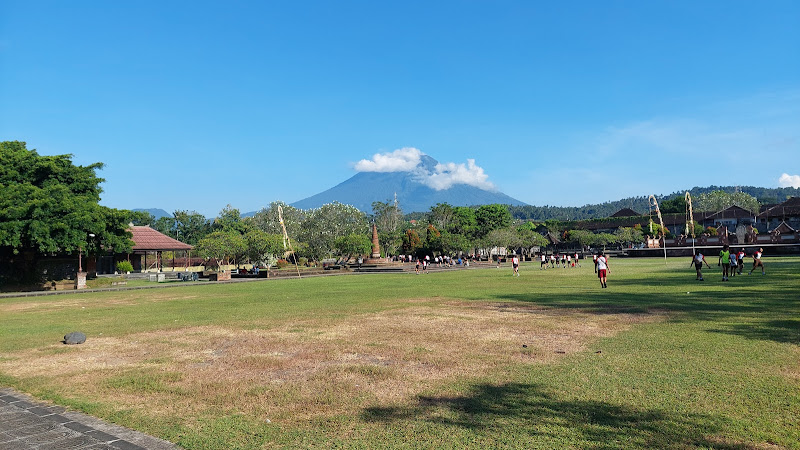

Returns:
291,150,526,213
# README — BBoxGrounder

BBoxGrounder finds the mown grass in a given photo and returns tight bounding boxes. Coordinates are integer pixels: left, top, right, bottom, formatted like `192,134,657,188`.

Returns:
0,257,798,449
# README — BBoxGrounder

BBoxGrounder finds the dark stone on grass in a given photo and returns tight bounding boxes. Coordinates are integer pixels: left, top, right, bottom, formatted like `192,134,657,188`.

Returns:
64,332,86,345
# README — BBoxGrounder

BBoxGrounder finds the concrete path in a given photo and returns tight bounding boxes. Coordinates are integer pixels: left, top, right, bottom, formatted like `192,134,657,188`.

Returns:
0,388,178,450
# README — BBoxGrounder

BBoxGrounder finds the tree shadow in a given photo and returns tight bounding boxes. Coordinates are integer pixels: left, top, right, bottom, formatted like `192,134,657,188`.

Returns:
362,382,747,448
494,275,800,345
707,319,800,345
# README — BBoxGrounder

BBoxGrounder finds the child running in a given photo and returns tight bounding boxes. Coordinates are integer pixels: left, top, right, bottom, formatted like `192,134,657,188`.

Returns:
512,254,520,277
749,248,765,275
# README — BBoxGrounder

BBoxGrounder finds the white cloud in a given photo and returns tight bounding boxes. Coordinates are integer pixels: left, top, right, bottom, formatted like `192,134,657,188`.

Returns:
423,159,496,191
354,147,422,172
354,148,496,191
778,173,800,188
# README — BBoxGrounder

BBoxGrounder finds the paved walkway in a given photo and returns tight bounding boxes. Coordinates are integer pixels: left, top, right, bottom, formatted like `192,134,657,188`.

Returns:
0,388,178,450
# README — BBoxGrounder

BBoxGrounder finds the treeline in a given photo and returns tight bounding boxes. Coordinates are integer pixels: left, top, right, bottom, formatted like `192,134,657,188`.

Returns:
506,186,800,221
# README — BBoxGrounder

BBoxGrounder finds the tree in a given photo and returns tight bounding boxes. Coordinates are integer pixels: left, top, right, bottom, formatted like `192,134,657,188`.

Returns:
594,232,618,249
424,224,443,255
483,227,522,259
194,230,246,270
402,229,422,255
475,204,512,238
567,229,596,249
439,231,473,255
334,233,372,260
697,190,760,214
449,206,478,237
429,203,455,231
128,210,155,226
252,201,304,238
658,196,686,214
298,202,368,261
615,227,644,248
0,141,133,282
517,225,549,256
243,229,284,267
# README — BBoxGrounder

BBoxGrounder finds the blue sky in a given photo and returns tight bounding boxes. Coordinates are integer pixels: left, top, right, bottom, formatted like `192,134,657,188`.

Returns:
2,1,798,217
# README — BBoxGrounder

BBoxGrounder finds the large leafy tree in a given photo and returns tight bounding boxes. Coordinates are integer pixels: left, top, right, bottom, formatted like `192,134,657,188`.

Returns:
697,190,760,214
252,201,304,238
194,230,246,269
0,141,133,256
298,202,368,261
475,204,512,238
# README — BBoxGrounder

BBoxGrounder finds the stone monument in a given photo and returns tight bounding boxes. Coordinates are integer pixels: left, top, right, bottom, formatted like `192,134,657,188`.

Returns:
370,223,381,259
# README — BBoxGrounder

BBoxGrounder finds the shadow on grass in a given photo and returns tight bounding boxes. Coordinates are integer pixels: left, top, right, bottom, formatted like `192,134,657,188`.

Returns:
708,319,800,345
362,382,743,448
492,263,800,346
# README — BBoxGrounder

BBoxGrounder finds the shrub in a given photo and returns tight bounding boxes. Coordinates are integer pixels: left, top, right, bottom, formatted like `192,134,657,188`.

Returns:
116,261,134,273
276,259,289,269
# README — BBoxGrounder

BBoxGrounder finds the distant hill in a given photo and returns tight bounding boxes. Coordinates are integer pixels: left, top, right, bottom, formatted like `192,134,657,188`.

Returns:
509,186,800,222
291,155,527,213
132,208,171,220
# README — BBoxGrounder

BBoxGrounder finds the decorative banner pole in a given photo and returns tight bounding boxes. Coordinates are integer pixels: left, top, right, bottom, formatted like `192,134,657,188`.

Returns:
278,205,302,278
649,195,668,263
685,192,695,254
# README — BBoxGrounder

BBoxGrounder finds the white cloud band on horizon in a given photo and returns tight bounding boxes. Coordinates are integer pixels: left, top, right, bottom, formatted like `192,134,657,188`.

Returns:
354,148,496,191
778,173,800,188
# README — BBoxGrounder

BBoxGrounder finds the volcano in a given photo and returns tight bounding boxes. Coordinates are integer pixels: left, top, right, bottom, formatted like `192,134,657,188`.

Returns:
291,154,527,213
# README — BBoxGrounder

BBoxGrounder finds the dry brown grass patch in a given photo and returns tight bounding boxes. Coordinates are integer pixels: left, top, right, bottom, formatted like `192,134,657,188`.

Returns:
0,299,663,424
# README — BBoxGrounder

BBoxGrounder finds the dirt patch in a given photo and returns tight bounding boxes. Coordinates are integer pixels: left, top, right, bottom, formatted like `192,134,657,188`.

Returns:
0,299,663,424
0,293,200,313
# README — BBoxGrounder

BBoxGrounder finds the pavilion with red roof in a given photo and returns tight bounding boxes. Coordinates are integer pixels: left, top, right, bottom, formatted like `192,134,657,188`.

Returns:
128,226,193,272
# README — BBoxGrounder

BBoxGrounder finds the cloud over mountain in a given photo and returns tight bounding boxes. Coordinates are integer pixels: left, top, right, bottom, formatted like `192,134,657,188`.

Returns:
354,148,496,191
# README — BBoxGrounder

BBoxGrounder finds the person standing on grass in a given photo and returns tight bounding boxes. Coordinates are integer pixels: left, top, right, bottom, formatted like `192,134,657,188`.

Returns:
512,254,520,277
593,252,598,273
719,245,731,281
691,251,710,281
596,251,609,288
415,258,420,275
550,254,556,268
574,252,581,267
749,248,765,275
729,249,738,277
737,248,746,274
540,253,548,270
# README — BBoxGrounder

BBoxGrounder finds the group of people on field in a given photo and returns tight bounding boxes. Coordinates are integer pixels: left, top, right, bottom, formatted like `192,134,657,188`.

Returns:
691,246,766,281
538,252,582,269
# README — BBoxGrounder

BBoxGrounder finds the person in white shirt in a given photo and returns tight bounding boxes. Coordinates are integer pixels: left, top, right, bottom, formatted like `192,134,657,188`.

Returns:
596,252,610,288
749,248,765,275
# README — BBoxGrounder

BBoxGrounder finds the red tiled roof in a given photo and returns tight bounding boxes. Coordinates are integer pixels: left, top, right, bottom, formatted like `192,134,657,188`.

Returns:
129,226,193,251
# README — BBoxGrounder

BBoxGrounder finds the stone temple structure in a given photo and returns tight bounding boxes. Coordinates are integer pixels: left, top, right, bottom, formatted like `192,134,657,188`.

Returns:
370,223,381,259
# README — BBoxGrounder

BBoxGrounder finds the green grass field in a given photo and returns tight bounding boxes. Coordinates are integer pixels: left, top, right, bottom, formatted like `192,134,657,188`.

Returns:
1,257,798,449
